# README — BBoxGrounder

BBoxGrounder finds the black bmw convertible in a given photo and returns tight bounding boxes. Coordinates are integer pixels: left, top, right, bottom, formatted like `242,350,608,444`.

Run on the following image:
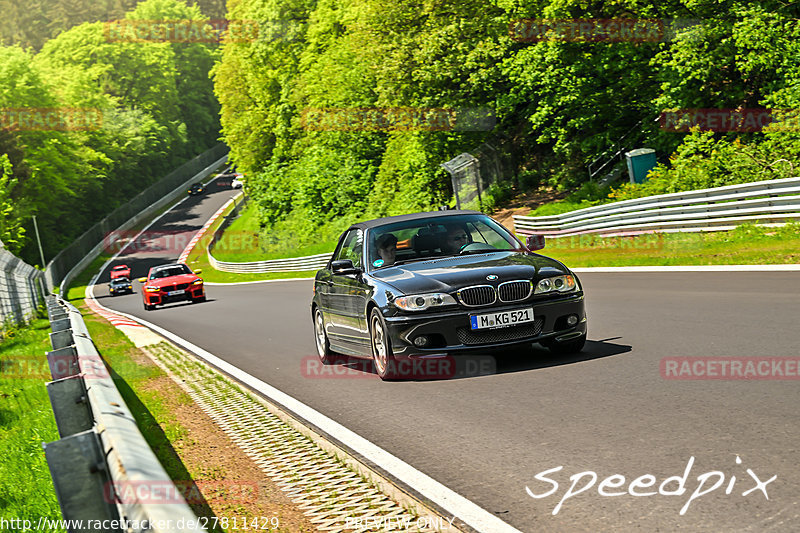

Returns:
311,210,587,380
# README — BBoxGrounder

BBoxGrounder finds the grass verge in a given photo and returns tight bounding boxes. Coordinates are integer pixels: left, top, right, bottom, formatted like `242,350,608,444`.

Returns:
0,317,65,531
537,223,800,267
185,201,317,283
209,203,337,262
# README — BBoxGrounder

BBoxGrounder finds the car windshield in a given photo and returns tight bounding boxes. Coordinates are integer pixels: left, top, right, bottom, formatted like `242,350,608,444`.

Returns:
113,265,127,270
150,265,192,279
367,214,524,270
111,277,129,283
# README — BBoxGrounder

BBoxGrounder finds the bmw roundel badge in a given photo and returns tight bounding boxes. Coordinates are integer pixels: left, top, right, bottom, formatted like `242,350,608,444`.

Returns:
486,274,498,281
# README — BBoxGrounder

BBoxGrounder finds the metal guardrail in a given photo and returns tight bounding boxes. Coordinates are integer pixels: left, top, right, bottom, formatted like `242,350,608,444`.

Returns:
206,195,333,273
209,251,333,273
0,242,46,327
207,178,800,272
513,176,800,237
43,295,205,532
45,144,229,294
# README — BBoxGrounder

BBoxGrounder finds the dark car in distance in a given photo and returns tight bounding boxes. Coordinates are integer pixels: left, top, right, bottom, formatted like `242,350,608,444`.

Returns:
138,263,205,311
188,182,206,196
108,277,133,296
311,210,587,380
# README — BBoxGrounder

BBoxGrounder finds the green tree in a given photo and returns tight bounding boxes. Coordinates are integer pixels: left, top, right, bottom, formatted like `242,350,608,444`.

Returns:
0,154,24,251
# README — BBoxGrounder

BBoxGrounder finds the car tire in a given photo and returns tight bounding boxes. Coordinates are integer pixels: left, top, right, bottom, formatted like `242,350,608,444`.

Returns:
192,295,206,303
144,303,154,311
313,307,337,365
546,333,586,355
369,308,397,381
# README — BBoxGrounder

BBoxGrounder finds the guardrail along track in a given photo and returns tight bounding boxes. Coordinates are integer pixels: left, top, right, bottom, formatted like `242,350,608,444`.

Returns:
513,176,800,237
42,296,206,532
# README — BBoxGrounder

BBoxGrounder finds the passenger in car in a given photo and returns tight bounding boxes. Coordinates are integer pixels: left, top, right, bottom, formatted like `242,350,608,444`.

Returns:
376,233,398,266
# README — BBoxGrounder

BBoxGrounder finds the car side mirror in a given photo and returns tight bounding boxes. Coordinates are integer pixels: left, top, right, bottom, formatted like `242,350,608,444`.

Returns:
194,269,202,275
137,277,147,283
331,259,360,275
526,235,545,252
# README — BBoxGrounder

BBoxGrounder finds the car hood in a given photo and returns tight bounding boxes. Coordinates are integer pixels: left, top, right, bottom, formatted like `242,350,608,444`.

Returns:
147,274,200,287
372,252,570,294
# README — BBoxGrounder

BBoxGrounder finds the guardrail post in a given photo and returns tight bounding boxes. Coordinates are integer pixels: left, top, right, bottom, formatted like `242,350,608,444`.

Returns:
47,375,93,438
50,329,74,350
43,430,122,531
47,347,79,380
50,317,71,332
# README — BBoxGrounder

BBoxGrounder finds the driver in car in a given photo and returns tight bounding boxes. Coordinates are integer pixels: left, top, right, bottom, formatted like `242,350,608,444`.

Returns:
441,225,469,254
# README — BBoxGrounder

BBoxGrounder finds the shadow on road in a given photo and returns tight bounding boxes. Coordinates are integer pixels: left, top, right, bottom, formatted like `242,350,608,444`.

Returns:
492,338,631,375
323,337,631,382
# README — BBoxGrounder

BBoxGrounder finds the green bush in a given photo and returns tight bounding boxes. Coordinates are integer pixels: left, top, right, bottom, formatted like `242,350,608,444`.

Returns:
609,130,800,202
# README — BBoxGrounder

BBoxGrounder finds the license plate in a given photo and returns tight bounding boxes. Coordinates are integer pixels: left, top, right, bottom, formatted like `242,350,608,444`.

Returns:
470,307,534,330
167,290,185,296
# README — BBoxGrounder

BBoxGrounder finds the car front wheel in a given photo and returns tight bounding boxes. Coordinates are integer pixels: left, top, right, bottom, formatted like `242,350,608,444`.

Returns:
313,307,336,365
369,308,397,380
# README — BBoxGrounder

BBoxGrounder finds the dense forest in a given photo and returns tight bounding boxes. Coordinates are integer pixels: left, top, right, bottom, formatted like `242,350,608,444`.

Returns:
2,0,799,263
0,0,227,50
214,0,800,248
0,0,223,264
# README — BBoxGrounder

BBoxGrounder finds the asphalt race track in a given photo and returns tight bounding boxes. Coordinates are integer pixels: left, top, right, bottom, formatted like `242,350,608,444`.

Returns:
94,182,800,532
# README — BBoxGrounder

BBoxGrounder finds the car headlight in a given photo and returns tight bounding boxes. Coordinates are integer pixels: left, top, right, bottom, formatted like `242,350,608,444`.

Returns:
192,279,203,285
144,286,160,292
393,293,457,311
535,275,577,294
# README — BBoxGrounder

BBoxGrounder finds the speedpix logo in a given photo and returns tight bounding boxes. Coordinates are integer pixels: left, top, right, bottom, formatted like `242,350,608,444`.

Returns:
525,456,776,515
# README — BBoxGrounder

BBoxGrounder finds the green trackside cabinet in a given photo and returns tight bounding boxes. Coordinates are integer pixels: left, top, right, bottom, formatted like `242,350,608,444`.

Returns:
625,148,657,184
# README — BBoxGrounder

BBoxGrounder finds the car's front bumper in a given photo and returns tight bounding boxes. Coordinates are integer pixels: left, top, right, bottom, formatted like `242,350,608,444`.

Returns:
143,285,204,305
109,287,132,295
383,293,586,358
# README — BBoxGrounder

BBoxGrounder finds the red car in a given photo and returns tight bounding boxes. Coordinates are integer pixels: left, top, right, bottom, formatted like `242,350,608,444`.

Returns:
110,264,131,280
139,263,205,311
